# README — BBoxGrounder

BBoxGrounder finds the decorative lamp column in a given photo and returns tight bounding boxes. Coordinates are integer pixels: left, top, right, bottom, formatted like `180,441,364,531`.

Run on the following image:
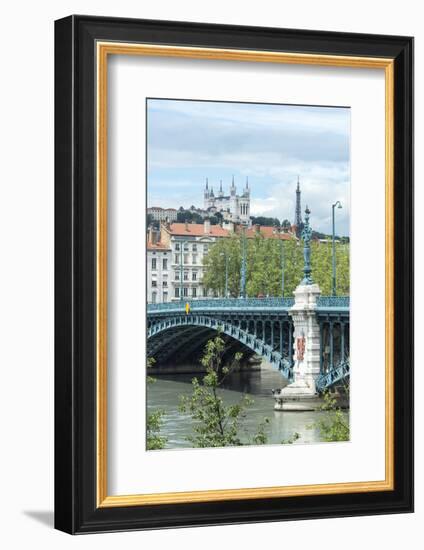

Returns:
301,205,313,285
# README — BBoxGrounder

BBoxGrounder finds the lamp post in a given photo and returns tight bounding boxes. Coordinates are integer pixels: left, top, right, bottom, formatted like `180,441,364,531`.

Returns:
220,251,229,298
239,228,247,299
301,206,314,285
331,201,342,296
280,238,285,297
180,240,188,302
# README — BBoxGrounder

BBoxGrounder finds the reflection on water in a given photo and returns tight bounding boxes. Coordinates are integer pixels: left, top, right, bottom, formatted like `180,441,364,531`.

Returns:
147,366,349,449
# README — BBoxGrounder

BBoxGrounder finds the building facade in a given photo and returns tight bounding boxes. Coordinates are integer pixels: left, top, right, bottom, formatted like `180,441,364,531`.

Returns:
203,177,250,225
159,220,229,301
146,220,297,303
147,206,178,222
147,227,171,304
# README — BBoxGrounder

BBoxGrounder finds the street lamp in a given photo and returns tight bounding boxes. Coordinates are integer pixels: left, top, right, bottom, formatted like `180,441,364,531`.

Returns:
239,228,247,299
280,238,285,297
180,240,188,302
331,201,342,296
220,251,229,298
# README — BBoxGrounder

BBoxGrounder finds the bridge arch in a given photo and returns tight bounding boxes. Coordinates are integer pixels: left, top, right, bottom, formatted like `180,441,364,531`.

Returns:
148,314,293,381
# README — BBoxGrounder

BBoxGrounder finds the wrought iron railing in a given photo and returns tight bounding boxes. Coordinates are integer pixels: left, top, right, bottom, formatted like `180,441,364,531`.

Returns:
147,297,295,312
315,359,350,392
147,295,349,313
316,296,350,308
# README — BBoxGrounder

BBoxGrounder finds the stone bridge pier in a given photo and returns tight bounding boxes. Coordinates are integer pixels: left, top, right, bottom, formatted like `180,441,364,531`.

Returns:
273,282,323,411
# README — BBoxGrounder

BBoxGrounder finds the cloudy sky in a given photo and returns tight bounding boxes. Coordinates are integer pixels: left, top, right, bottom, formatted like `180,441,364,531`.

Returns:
147,98,350,236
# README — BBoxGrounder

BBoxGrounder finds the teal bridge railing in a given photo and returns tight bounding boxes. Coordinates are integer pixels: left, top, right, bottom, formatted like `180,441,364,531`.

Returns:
147,295,349,313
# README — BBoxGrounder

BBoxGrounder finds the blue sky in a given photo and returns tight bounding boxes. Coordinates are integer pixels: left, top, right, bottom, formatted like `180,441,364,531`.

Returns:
147,99,350,235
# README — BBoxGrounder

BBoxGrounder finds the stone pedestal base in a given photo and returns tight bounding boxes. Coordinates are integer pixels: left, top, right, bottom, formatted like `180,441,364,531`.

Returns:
273,380,320,411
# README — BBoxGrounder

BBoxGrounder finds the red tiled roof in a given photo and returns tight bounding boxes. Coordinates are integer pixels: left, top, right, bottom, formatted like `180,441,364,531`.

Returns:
160,222,295,240
167,223,230,237
147,241,171,250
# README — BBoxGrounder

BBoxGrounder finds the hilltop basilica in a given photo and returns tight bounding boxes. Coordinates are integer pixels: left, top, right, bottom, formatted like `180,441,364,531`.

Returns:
203,176,251,226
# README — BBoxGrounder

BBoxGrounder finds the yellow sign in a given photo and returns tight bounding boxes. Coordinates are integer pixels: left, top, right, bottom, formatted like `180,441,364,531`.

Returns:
185,302,190,315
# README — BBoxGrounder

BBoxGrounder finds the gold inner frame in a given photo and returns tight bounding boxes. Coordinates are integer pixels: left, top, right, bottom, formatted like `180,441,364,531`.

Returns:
96,42,395,508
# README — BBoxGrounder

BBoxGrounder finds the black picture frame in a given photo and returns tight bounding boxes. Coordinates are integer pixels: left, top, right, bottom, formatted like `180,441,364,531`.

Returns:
55,15,414,534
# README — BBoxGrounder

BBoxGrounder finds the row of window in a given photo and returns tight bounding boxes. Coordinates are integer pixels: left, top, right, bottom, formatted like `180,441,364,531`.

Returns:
174,243,208,253
151,280,168,288
151,272,199,283
174,287,207,298
175,271,198,281
173,254,199,265
151,255,202,269
151,248,209,271
240,203,249,216
151,258,168,270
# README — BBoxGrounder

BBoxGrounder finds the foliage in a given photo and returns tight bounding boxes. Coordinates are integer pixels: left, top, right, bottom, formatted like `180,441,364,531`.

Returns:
147,214,159,229
177,210,204,224
176,210,222,225
202,234,242,297
251,215,281,227
179,333,270,447
202,234,350,297
146,357,167,450
310,391,350,442
146,408,168,450
281,219,292,231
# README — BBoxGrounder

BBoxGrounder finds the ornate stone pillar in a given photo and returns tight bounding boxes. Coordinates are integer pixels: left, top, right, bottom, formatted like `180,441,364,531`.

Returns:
290,282,322,390
274,206,323,411
273,283,321,410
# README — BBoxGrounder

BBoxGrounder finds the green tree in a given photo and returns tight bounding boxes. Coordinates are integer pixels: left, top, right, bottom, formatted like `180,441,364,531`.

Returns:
146,357,167,450
251,216,281,227
202,235,242,297
281,219,292,232
179,332,270,447
177,210,204,224
146,406,168,450
310,391,349,442
203,234,349,297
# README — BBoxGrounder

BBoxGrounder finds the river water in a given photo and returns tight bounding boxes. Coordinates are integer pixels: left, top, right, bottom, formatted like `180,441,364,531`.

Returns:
147,365,348,449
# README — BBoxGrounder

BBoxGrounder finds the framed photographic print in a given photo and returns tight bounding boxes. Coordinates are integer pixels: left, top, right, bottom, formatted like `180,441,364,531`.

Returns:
54,15,414,533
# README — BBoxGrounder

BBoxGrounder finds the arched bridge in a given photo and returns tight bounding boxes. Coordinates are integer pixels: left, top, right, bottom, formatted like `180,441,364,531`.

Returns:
147,297,350,391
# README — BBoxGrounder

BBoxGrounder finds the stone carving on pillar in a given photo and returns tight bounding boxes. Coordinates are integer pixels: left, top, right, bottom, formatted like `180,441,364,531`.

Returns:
296,335,305,361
